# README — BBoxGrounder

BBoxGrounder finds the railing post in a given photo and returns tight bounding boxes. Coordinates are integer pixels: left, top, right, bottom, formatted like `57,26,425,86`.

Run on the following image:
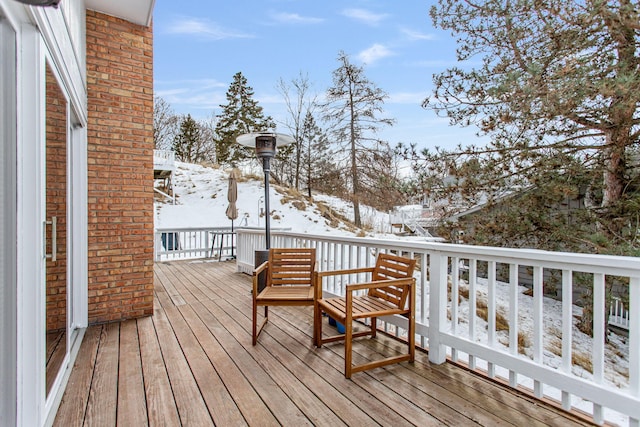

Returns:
630,277,639,427
428,251,447,364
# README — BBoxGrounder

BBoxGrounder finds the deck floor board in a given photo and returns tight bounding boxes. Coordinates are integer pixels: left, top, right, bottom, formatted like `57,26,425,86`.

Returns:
53,260,595,427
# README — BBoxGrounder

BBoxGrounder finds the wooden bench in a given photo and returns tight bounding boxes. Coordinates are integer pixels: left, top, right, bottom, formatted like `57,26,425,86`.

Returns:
252,248,316,345
314,253,416,378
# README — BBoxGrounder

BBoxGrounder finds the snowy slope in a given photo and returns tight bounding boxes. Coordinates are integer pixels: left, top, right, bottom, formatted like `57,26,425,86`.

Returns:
155,161,388,236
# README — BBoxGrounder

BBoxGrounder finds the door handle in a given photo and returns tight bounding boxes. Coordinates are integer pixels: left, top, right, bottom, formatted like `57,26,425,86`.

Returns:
44,216,57,262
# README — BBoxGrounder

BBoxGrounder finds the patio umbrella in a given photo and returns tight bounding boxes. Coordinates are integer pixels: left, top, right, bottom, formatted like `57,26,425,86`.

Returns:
225,167,241,258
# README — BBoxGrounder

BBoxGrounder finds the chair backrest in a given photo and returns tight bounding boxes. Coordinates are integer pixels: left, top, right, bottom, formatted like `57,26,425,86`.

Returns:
267,248,316,287
369,253,416,309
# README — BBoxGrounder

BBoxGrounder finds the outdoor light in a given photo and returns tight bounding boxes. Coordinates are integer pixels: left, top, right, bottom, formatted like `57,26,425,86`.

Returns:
236,132,294,250
237,132,294,292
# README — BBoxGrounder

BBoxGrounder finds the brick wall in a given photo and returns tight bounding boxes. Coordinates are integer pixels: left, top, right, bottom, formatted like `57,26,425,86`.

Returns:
85,10,154,323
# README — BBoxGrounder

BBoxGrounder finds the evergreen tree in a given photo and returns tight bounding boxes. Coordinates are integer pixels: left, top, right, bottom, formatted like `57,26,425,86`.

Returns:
173,114,202,162
418,1,640,338
418,0,640,237
324,52,394,227
300,112,337,198
359,143,407,212
215,72,275,165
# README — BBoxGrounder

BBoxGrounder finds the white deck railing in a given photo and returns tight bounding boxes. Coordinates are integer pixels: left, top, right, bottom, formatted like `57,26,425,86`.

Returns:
610,297,631,330
153,149,176,171
235,228,639,427
155,227,236,261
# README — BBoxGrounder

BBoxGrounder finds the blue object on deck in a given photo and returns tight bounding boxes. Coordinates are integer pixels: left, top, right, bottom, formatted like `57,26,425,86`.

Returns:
328,316,345,333
161,232,180,250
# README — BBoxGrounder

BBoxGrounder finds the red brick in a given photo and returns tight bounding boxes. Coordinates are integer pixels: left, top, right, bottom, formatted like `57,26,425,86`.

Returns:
86,10,154,325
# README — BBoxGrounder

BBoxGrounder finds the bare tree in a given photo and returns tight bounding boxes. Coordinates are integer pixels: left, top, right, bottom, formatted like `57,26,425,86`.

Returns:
199,112,218,164
276,72,319,190
324,51,394,227
153,96,179,150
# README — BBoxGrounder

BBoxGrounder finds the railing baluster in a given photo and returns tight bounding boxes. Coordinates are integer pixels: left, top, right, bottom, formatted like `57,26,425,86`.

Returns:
487,260,496,378
451,256,459,363
428,251,447,364
561,269,573,411
468,258,477,371
420,252,428,349
630,277,639,427
533,265,543,398
508,263,518,388
593,273,606,425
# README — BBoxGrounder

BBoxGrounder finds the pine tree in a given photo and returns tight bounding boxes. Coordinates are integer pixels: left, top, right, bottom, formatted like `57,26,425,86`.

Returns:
173,114,202,162
421,0,640,235
420,1,640,339
299,112,337,198
324,52,394,227
215,72,275,165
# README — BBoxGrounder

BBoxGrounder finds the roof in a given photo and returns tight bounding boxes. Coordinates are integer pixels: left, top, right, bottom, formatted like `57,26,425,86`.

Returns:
85,0,155,26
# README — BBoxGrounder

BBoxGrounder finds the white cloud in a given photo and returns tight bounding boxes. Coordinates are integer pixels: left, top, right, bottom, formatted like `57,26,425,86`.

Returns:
342,8,388,26
400,27,436,41
357,43,394,64
166,18,253,40
269,12,324,24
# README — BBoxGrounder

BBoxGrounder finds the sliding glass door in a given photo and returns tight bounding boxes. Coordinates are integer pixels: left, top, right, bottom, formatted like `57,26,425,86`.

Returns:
44,62,69,398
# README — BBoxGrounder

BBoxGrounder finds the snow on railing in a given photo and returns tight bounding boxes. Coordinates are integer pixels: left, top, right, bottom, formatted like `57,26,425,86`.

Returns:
234,228,639,427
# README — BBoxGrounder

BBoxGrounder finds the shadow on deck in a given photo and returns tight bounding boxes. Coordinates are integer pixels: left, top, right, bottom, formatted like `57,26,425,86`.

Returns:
53,260,595,426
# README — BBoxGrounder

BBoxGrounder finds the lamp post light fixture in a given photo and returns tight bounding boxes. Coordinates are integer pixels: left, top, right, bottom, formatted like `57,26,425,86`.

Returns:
237,132,294,293
236,132,294,250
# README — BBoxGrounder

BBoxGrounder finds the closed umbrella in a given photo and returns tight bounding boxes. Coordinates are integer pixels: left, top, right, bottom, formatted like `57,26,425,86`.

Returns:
225,168,241,258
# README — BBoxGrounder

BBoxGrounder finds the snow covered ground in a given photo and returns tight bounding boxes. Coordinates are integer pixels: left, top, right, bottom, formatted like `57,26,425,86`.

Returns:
155,161,389,236
449,277,630,426
155,161,631,426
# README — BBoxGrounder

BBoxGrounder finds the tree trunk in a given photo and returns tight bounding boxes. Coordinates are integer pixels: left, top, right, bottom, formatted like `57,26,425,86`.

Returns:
351,131,361,227
601,129,627,208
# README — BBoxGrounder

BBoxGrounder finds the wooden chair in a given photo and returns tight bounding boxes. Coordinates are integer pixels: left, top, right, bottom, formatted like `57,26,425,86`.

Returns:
252,247,316,345
314,253,416,378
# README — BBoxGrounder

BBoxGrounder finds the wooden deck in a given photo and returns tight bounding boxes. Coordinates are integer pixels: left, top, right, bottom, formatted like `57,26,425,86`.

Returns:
53,260,595,426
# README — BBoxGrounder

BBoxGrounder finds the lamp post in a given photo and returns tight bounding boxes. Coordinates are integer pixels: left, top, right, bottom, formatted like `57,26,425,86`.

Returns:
237,132,294,290
237,132,294,250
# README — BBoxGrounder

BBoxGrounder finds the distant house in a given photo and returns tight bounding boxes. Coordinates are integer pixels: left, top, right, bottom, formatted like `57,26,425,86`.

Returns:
1,1,155,425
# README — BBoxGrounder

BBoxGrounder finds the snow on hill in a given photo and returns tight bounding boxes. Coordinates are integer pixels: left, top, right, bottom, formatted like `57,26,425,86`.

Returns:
155,161,390,236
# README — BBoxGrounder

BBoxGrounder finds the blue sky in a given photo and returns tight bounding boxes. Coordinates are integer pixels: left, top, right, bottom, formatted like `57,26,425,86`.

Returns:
153,1,485,151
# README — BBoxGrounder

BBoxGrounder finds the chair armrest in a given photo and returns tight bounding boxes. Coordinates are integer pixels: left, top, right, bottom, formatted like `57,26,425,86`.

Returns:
316,267,374,300
316,266,374,278
253,261,269,275
346,277,414,293
253,261,269,294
